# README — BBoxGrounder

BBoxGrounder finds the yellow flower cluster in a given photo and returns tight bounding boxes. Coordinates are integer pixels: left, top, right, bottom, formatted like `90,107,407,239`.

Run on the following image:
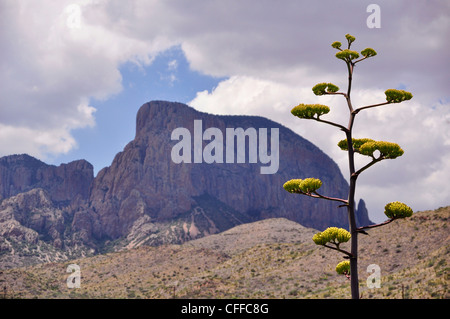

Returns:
335,260,350,275
312,227,351,245
360,141,404,159
299,178,322,193
384,201,413,219
335,49,360,61
361,47,377,57
312,82,340,96
337,138,374,152
283,178,323,194
291,104,330,119
385,89,413,103
345,34,355,44
331,41,341,49
331,35,377,61
338,138,404,159
282,179,303,193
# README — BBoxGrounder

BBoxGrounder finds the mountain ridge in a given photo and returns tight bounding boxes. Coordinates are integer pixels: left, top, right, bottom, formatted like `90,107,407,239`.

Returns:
0,153,93,205
0,100,372,268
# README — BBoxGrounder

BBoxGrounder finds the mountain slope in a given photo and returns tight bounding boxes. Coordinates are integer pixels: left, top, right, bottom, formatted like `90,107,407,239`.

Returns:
1,206,447,299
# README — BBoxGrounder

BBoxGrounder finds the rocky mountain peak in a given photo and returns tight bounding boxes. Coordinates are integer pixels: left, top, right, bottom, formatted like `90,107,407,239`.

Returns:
88,100,368,242
135,100,196,138
0,154,93,204
0,100,373,267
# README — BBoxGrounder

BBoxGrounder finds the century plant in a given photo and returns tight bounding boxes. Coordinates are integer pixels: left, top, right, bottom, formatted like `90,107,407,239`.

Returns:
283,34,413,299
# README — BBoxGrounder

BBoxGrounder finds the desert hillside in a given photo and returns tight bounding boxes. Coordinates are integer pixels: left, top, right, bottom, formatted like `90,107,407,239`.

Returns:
0,206,448,299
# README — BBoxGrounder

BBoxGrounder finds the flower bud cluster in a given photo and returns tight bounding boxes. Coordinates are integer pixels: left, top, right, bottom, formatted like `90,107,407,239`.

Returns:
312,227,351,246
335,260,350,275
361,47,377,57
385,89,413,103
283,178,323,194
312,83,339,96
291,104,330,119
335,49,359,62
359,141,404,159
384,201,413,219
338,138,404,159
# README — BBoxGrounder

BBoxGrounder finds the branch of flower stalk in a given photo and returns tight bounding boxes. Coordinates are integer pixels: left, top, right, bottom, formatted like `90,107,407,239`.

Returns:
323,243,353,258
291,189,347,205
313,116,348,132
357,218,395,232
323,91,348,98
354,156,384,176
353,101,391,114
353,56,370,64
310,191,348,204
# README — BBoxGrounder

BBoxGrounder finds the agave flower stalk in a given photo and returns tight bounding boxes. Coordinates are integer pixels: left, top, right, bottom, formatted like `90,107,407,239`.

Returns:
284,34,413,299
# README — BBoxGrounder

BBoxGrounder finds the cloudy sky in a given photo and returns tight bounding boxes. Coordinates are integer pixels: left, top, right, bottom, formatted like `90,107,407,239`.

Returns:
1,0,449,223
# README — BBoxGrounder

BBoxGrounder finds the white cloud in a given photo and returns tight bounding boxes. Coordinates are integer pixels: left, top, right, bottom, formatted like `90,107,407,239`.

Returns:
0,0,172,159
1,0,449,221
0,124,77,158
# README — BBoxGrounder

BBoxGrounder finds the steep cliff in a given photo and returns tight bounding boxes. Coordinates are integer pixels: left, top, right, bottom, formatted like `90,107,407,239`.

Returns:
87,101,361,242
356,198,372,227
0,154,93,205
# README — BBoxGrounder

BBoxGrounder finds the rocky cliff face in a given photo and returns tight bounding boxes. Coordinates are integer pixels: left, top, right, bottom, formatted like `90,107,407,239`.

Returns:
86,101,363,242
355,198,371,227
0,100,373,267
0,188,63,246
0,154,93,205
0,188,94,268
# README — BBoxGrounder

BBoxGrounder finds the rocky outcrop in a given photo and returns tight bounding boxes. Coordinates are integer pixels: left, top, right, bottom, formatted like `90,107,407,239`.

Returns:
356,199,372,227
0,188,94,268
0,154,94,205
0,156,95,267
0,188,63,246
